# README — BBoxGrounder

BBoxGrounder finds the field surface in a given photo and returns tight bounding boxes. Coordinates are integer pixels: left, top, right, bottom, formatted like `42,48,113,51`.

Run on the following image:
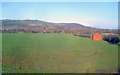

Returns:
2,33,118,73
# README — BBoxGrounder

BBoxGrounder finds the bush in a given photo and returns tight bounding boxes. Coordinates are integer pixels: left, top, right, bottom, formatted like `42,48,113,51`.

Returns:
79,35,90,38
103,35,119,44
73,34,91,38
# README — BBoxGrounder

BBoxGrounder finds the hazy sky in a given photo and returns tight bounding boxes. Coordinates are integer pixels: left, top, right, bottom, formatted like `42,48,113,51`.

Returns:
2,2,118,29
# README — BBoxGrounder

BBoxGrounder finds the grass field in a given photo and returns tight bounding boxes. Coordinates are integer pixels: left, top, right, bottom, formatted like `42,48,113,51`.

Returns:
2,33,118,73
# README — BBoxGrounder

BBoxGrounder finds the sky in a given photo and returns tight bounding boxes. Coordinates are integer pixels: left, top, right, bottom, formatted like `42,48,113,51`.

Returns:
1,0,119,2
2,2,118,29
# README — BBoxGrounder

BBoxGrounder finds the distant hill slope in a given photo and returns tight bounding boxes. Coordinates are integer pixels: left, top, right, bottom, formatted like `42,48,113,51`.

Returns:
1,20,91,28
1,20,118,34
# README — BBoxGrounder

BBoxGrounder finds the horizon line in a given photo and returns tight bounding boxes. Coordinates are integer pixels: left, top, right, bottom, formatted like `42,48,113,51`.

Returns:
1,19,118,30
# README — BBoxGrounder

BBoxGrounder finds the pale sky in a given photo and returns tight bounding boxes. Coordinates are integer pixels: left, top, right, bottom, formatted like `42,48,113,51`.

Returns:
2,2,118,29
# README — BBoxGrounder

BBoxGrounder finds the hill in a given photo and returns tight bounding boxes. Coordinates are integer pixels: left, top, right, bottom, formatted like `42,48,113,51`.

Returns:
1,20,118,34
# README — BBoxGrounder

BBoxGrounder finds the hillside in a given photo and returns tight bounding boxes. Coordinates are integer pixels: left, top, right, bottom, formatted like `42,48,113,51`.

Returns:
1,20,118,34
1,20,90,28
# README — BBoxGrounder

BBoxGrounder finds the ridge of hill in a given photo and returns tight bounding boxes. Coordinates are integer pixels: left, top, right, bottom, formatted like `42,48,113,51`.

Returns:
1,20,118,34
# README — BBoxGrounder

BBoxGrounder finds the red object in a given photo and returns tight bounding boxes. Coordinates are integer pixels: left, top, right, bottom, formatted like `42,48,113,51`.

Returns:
93,33,101,40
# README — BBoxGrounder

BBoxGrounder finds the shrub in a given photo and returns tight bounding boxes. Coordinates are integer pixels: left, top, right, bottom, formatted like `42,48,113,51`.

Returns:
103,35,119,44
73,34,91,38
79,35,90,38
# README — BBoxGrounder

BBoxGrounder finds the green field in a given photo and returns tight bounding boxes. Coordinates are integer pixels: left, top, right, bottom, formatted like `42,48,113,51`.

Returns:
2,33,118,73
